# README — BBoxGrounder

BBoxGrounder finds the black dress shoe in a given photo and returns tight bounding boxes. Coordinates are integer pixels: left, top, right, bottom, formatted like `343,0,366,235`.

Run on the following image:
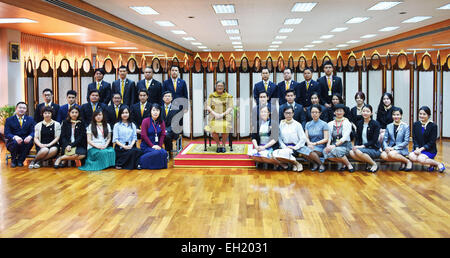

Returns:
221,147,226,153
216,147,221,153
404,167,413,172
348,165,355,173
17,162,24,167
53,164,59,169
11,161,17,168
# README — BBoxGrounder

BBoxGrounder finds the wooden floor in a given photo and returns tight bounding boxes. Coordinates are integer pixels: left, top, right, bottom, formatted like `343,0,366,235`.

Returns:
0,139,449,238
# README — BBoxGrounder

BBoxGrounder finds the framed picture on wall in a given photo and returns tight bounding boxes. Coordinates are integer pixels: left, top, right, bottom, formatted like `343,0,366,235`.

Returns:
9,42,20,62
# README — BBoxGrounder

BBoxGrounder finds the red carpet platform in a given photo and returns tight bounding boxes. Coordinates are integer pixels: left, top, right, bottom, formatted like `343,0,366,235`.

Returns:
173,141,256,168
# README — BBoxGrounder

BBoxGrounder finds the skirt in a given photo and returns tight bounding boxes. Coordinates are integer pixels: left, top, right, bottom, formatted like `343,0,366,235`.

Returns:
115,145,142,169
250,147,273,159
324,141,352,159
36,143,59,153
359,148,381,159
421,151,437,159
79,147,115,171
139,145,168,169
60,145,87,156
297,144,325,156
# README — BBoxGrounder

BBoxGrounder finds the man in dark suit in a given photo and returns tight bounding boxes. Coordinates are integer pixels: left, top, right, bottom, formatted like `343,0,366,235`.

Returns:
161,91,182,158
112,65,136,107
34,88,60,123
162,66,188,110
137,66,163,106
80,89,107,126
57,90,80,122
279,89,306,128
277,68,300,106
5,102,35,167
131,89,151,135
298,67,321,109
105,93,123,129
318,61,343,107
253,68,277,105
87,68,111,105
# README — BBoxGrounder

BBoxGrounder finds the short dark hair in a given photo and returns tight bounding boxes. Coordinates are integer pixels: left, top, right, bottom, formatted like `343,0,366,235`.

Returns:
310,104,322,113
67,90,77,97
354,91,366,101
258,91,268,98
283,68,292,73
150,103,163,123
323,61,334,68
138,89,149,96
43,88,53,94
112,92,122,98
419,106,431,117
89,89,100,96
392,107,403,115
41,106,54,116
144,66,153,72
283,105,294,113
94,68,105,75
362,104,373,113
285,89,296,96
16,102,27,108
261,68,269,73
303,67,313,73
162,91,173,98
171,66,179,71
119,65,127,71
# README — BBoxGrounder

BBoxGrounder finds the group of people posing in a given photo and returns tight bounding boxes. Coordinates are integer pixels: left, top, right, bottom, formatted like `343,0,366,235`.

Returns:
5,65,187,170
248,61,445,173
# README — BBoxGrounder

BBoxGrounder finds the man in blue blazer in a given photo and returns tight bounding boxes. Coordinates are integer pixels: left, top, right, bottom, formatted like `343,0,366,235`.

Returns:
131,89,152,135
318,61,343,107
5,102,35,167
298,68,321,109
161,91,182,157
87,68,111,105
162,66,188,111
57,90,80,122
112,65,136,107
80,89,108,126
34,88,60,123
137,66,163,106
277,68,300,106
279,89,306,128
253,68,277,105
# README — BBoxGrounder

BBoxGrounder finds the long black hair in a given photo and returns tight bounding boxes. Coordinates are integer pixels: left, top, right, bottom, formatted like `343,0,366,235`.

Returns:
66,105,81,122
90,110,109,138
331,93,345,106
118,105,132,125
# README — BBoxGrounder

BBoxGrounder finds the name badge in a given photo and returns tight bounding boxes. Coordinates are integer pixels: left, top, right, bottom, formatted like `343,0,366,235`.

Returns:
328,90,332,96
155,135,159,142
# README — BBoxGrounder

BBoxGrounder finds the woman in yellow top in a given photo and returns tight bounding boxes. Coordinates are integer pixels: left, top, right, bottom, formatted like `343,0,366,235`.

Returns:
205,80,234,153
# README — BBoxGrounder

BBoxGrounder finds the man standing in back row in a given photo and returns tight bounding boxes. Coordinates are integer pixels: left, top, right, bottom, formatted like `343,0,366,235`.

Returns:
253,68,277,105
318,61,342,107
112,65,136,107
163,66,188,111
87,68,111,105
277,68,300,106
137,66,162,106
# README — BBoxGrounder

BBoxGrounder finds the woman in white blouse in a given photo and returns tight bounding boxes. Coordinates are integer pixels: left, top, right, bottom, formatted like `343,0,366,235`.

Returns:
273,106,306,172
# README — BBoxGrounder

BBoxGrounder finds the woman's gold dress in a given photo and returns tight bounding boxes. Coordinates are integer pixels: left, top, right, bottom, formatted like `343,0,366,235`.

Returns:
204,91,233,133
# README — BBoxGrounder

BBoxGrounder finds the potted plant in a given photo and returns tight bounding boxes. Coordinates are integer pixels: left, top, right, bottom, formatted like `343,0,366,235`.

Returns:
0,105,15,142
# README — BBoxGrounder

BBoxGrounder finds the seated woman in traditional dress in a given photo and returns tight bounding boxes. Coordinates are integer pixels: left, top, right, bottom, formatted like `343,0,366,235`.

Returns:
408,106,445,172
273,106,306,172
306,92,330,123
324,104,355,172
79,110,115,171
54,106,86,168
380,107,412,171
297,104,329,173
349,104,381,173
139,104,168,170
113,106,142,170
29,106,61,169
250,105,279,168
205,80,234,153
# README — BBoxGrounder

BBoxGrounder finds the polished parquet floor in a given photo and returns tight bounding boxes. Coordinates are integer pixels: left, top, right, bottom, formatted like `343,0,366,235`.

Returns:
0,139,449,238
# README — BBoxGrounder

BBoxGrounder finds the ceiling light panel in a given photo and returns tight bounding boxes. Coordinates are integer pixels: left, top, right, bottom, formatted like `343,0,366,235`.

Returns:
368,2,402,11
129,6,159,15
291,2,317,12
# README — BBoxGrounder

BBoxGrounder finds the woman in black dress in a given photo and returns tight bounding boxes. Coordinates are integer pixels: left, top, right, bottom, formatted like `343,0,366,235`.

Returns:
376,92,397,143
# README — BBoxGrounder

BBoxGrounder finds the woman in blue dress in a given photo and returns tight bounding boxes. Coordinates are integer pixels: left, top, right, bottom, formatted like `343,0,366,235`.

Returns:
139,104,168,169
298,104,329,173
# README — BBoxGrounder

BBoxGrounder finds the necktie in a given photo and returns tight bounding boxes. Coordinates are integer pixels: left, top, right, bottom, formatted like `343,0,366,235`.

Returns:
146,80,150,90
264,81,268,91
165,106,169,117
285,81,290,90
45,103,49,107
115,106,119,118
327,77,332,90
173,79,177,92
19,117,23,127
141,103,145,117
121,80,125,104
97,81,100,90
92,103,96,112
306,81,310,90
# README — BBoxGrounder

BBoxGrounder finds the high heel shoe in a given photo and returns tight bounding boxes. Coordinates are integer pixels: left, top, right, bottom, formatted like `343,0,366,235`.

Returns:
369,165,379,173
438,163,446,173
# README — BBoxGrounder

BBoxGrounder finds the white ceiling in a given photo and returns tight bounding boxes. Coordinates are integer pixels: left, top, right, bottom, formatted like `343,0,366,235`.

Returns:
84,0,450,52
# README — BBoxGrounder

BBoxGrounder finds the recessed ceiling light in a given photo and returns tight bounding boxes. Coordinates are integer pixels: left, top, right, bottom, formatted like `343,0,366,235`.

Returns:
83,41,115,44
279,28,294,33
336,44,349,47
229,36,241,40
221,19,238,26
269,45,279,48
304,45,315,48
183,37,196,41
291,2,317,12
320,35,335,39
109,47,138,50
331,27,348,32
311,40,323,43
346,17,370,23
233,45,243,48
272,41,283,44
379,26,399,31
42,33,83,36
232,41,242,45
129,6,159,15
128,51,153,53
154,21,175,27
0,18,37,23
437,4,450,9
171,30,187,34
191,42,202,45
198,46,207,49
275,35,288,39
402,16,432,23
368,2,402,11
361,34,377,38
432,43,450,46
226,29,240,34
284,18,303,25
347,40,361,43
213,4,235,13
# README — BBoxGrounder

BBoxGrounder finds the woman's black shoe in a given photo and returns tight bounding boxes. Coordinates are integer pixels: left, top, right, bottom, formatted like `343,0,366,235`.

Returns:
216,147,221,153
53,164,59,169
221,147,226,153
369,165,379,173
310,164,319,171
339,165,347,171
319,166,326,173
348,165,355,173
